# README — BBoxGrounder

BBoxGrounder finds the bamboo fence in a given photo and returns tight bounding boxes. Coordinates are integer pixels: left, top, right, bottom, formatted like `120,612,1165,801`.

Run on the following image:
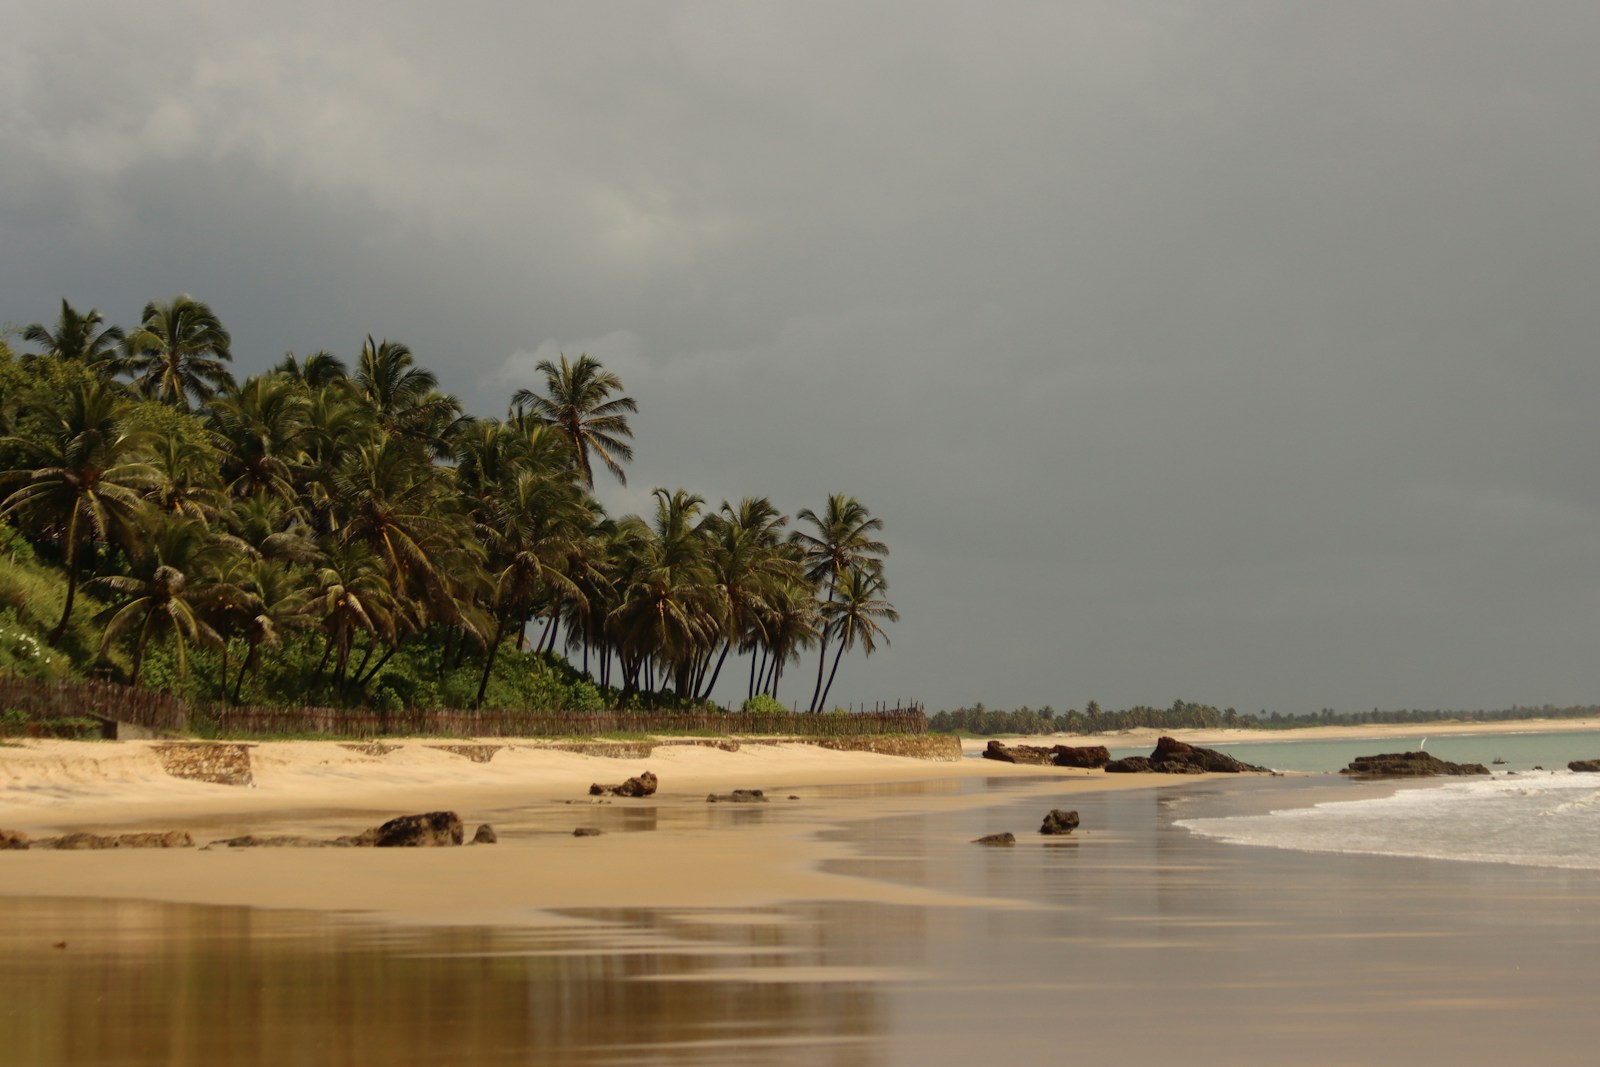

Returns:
0,676,926,739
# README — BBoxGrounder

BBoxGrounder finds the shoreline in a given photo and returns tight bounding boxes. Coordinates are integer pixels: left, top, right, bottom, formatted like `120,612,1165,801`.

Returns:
0,738,1181,925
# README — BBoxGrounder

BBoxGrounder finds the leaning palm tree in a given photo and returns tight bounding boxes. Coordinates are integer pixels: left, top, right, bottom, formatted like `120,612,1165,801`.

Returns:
791,494,887,711
814,566,898,711
0,378,157,643
511,353,637,488
22,299,126,375
121,295,236,409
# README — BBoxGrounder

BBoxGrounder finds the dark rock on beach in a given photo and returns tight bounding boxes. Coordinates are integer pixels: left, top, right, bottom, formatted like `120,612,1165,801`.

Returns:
982,740,1112,768
1106,737,1268,774
1569,760,1600,773
1,829,31,850
365,811,464,847
590,771,658,797
973,832,1016,846
1342,752,1490,778
1052,745,1111,769
982,740,1056,765
1039,809,1080,835
472,824,498,844
573,827,603,837
707,789,767,803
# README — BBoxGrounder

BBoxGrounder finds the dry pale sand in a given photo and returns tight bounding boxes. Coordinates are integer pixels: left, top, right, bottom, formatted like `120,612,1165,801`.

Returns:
0,738,1165,925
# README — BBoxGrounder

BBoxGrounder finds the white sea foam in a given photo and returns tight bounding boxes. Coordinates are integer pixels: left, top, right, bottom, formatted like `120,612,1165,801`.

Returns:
1177,772,1600,870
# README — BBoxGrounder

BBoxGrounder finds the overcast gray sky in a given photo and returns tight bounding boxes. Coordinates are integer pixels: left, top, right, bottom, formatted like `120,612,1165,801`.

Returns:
5,2,1600,715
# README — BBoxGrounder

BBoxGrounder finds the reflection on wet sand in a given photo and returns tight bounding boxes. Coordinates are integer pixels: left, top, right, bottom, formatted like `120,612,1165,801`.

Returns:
0,898,890,1067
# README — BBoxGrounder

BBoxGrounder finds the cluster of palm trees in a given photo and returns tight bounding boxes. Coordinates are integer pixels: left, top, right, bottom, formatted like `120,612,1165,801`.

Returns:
0,296,896,712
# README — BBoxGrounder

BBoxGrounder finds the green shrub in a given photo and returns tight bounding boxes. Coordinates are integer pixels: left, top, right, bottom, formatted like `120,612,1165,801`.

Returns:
740,693,785,715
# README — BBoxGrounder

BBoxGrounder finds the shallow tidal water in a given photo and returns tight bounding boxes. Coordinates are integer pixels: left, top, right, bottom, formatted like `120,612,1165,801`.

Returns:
5,774,1600,1066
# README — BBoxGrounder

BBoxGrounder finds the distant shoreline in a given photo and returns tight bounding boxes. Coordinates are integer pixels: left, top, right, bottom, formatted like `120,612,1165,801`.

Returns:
960,717,1600,753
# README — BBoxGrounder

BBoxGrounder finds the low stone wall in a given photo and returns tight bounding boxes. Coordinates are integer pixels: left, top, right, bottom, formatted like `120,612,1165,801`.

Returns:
153,743,255,786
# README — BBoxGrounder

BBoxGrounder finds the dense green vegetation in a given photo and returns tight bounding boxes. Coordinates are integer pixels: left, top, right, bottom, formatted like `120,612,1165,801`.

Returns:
930,699,1600,736
0,297,895,714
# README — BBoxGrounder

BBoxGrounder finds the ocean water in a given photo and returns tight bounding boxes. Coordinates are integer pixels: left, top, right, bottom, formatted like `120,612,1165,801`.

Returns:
1170,729,1600,870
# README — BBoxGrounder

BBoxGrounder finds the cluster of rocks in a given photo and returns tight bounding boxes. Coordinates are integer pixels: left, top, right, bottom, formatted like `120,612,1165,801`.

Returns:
972,809,1080,846
1,829,194,850
1340,752,1489,778
1105,737,1269,774
590,771,658,797
982,740,1111,768
1,812,499,851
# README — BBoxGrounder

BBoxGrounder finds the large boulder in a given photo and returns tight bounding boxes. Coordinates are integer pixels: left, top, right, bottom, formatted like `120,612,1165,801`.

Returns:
981,740,1054,765
590,771,658,798
1342,752,1490,778
366,811,464,847
1569,760,1600,773
1039,809,1080,835
1052,745,1111,769
1149,737,1268,773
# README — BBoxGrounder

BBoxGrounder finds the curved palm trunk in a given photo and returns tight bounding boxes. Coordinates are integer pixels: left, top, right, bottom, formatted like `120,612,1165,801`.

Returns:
818,636,850,713
699,639,733,703
47,509,84,647
807,622,833,712
475,614,510,709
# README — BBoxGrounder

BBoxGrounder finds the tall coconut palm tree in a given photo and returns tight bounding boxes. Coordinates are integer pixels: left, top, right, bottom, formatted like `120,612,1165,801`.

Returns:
92,514,236,685
608,489,716,700
815,566,898,711
697,497,799,701
791,494,887,711
0,378,157,644
22,299,126,374
121,295,236,409
511,354,637,488
208,373,310,503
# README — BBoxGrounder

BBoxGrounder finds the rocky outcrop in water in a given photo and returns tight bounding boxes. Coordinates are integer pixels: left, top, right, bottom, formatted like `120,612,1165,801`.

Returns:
1104,737,1268,774
707,789,767,803
590,771,658,797
973,832,1016,846
981,740,1111,768
1341,752,1490,778
1569,760,1600,773
1039,809,1080,835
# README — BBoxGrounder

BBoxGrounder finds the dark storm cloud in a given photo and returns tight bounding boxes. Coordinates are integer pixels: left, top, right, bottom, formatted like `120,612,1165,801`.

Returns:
6,1,1600,713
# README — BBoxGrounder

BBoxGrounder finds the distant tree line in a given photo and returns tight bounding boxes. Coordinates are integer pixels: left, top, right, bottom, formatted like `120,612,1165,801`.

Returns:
929,700,1600,736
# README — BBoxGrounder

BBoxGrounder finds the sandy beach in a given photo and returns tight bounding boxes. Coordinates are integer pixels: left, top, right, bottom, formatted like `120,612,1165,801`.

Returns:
3,718,1596,923
7,723,1600,1064
0,735,1160,924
